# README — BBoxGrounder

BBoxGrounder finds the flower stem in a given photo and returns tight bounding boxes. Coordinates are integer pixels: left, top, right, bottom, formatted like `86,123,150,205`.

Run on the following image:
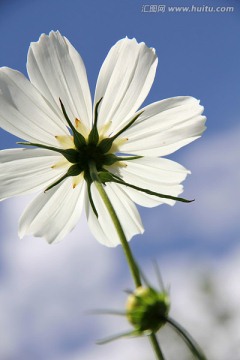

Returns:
93,178,165,360
94,180,141,287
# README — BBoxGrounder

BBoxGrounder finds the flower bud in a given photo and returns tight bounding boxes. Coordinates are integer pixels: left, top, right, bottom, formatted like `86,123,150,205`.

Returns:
126,286,170,334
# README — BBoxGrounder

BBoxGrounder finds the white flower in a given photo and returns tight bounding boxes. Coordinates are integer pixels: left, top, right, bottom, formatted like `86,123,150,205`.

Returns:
0,31,206,246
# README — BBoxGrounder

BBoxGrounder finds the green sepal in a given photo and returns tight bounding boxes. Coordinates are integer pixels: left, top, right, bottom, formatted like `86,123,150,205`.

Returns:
59,98,86,148
166,317,207,360
44,173,69,192
88,97,103,145
101,154,119,166
103,154,143,166
98,171,115,183
17,141,80,164
44,164,83,192
96,330,140,345
89,309,126,316
98,171,194,203
84,174,98,218
96,137,113,154
66,163,83,176
87,126,99,146
116,155,143,162
62,149,80,163
98,111,144,153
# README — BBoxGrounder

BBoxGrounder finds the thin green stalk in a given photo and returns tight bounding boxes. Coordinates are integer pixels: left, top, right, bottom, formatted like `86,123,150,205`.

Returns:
149,334,165,360
94,180,141,288
93,175,165,360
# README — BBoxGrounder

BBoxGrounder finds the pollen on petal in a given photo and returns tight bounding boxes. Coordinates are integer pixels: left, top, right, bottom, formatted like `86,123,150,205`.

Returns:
110,137,128,153
104,161,127,173
109,161,128,169
99,121,112,140
75,118,89,138
72,172,84,189
118,161,127,167
51,158,69,169
55,135,75,149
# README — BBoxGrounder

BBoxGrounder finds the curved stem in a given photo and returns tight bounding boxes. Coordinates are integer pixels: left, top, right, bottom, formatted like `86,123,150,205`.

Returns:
93,173,165,360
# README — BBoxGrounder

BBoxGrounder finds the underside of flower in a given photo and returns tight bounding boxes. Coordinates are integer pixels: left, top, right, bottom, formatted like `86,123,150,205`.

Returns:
19,98,193,218
0,31,206,245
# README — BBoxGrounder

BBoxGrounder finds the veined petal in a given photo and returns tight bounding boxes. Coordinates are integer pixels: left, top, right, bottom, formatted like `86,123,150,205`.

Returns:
27,31,92,129
0,68,68,145
94,37,157,133
85,182,144,247
119,96,206,156
111,157,189,207
19,178,86,244
0,148,67,200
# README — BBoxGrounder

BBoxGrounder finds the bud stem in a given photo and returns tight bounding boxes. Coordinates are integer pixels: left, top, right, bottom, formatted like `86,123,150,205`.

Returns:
149,334,166,360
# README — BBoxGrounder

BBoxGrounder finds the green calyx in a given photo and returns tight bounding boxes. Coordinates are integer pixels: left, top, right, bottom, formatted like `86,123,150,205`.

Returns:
126,286,170,334
18,99,130,189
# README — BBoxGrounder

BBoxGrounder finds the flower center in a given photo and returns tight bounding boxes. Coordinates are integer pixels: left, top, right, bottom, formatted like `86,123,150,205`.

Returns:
61,141,118,179
78,143,105,170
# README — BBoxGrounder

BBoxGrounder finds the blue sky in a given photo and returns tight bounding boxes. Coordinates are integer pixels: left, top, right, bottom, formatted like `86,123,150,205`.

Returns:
0,0,240,359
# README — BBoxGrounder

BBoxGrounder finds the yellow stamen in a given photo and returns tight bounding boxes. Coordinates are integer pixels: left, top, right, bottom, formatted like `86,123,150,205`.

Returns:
75,118,89,138
55,135,75,149
99,121,112,140
109,137,128,153
115,161,127,168
51,158,69,169
72,172,84,189
104,161,127,172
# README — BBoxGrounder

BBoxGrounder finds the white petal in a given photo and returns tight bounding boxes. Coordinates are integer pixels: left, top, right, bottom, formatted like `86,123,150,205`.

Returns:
27,31,92,129
119,97,206,156
0,68,68,145
0,148,66,200
94,37,157,133
19,178,86,243
112,157,189,207
85,182,144,247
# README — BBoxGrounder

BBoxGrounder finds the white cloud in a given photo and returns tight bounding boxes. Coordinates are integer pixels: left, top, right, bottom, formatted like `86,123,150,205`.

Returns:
140,124,240,247
0,196,127,360
0,193,240,360
0,125,240,359
182,124,240,237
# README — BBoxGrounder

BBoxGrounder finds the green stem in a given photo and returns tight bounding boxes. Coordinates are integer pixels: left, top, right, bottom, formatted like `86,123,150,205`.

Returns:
149,334,165,360
94,180,141,288
92,168,165,360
